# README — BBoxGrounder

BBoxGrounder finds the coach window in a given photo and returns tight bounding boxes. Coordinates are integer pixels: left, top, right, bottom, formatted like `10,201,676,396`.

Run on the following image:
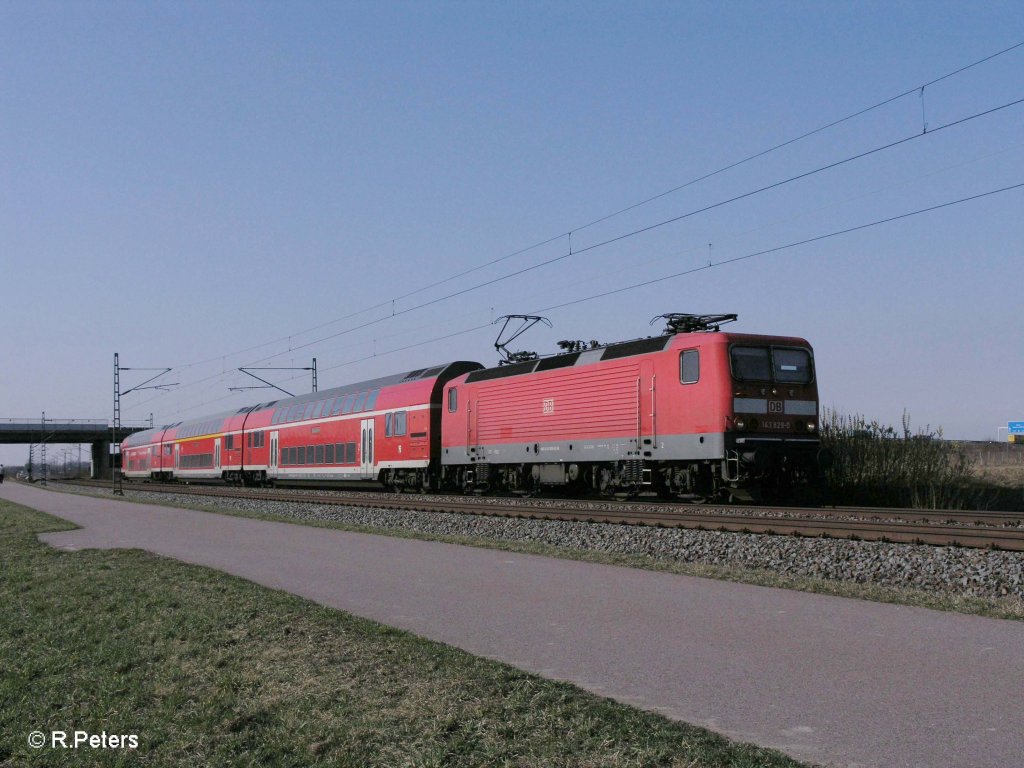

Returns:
447,388,457,412
353,391,367,412
394,410,407,436
341,394,355,414
315,445,324,464
365,389,380,411
385,412,393,437
325,443,334,463
680,349,700,384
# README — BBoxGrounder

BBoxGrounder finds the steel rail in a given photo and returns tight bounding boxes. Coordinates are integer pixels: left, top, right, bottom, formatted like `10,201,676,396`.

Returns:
56,479,1024,551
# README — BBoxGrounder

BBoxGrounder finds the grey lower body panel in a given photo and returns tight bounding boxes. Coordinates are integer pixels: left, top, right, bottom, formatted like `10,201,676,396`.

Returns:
443,433,727,466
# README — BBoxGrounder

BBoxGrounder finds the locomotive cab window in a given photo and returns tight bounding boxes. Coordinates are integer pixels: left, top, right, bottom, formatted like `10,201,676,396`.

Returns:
730,346,772,382
772,347,813,384
679,349,699,384
731,345,813,384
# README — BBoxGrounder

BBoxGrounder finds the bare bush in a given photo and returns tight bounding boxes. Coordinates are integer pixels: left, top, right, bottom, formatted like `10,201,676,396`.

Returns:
820,410,979,509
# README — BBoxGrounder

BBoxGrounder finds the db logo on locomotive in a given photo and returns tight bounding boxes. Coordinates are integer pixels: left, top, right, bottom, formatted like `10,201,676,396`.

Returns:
768,400,784,414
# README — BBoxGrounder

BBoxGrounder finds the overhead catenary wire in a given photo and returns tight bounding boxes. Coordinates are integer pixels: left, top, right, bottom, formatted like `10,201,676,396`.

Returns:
125,94,1024,419
532,182,1024,314
240,95,1024,361
158,40,1024,374
152,178,1022,421
389,40,1024,299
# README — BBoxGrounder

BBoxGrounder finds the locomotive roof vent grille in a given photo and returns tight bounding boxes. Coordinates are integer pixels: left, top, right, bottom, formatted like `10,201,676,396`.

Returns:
403,368,427,380
534,352,581,371
465,359,540,383
600,336,670,361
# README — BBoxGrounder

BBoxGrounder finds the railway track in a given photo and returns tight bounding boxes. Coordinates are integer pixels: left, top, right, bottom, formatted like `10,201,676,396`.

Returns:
58,479,1024,551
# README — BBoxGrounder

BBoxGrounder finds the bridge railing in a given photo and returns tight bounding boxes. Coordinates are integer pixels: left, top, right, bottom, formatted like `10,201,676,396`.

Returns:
0,418,153,428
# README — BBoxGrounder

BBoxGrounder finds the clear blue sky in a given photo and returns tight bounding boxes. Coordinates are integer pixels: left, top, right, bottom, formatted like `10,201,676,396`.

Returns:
2,1,1022,466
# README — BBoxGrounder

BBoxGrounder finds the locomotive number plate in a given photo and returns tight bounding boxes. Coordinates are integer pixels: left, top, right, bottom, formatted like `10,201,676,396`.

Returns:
542,398,555,415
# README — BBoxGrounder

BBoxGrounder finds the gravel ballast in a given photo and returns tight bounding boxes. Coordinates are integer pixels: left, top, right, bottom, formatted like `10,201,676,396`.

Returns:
54,484,1024,602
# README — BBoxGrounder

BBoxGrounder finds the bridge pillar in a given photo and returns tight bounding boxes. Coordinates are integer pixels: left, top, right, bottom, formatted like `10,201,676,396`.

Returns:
91,440,111,479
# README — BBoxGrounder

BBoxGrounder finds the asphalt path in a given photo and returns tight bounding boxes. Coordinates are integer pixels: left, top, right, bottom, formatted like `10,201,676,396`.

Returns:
4,482,1023,768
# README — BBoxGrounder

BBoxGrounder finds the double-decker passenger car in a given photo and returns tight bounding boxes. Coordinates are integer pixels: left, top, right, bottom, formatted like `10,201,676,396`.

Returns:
122,425,173,480
123,362,482,489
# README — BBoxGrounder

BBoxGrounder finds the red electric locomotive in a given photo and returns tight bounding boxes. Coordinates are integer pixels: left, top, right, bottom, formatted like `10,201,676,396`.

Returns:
439,314,823,500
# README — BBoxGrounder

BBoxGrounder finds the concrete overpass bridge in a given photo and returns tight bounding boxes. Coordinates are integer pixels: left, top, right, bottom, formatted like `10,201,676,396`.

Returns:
0,419,148,479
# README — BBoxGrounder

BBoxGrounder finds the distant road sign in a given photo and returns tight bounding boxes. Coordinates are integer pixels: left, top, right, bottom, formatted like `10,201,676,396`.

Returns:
1009,422,1024,434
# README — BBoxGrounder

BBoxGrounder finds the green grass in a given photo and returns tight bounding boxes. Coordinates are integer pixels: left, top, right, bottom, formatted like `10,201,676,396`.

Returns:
0,499,807,768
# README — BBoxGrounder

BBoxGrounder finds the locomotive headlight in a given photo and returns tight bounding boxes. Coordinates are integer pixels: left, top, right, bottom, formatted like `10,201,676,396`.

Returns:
806,420,816,432
735,417,747,431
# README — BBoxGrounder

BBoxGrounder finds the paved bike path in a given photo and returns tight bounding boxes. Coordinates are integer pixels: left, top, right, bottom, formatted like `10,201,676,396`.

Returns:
4,482,1022,768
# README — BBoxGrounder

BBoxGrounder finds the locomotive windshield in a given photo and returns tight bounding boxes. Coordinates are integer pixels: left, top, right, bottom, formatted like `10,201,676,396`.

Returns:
730,346,813,384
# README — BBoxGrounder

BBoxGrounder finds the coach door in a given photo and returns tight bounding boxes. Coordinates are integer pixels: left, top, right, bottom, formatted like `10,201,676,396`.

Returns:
360,418,375,478
214,438,221,471
270,431,279,471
